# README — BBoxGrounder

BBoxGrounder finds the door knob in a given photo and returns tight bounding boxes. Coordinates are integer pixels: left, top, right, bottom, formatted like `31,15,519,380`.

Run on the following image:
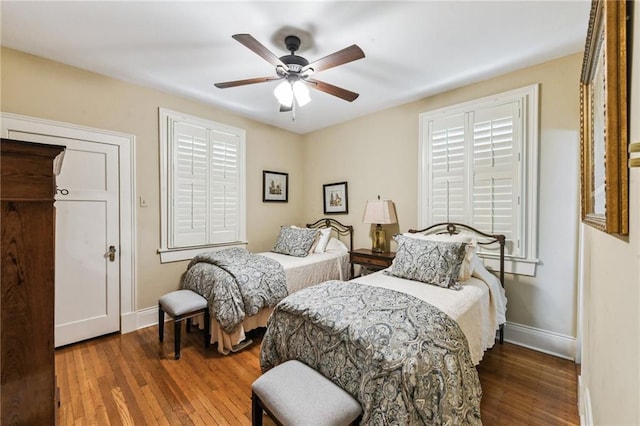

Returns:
108,245,117,262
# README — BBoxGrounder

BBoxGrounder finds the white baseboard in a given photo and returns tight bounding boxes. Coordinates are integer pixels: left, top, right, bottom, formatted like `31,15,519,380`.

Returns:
578,375,593,426
119,308,158,334
504,321,576,360
135,306,161,330
121,306,180,334
121,311,138,334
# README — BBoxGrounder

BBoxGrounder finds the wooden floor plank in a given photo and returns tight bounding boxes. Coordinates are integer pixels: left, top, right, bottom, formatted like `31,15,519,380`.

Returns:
55,326,579,425
72,345,94,423
138,384,172,426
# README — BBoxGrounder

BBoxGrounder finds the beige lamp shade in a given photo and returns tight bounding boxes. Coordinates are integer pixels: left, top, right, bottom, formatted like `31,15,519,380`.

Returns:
362,200,397,225
363,199,397,253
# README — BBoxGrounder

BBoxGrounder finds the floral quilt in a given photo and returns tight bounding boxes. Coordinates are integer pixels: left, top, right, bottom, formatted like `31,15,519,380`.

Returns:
182,248,287,334
260,280,482,425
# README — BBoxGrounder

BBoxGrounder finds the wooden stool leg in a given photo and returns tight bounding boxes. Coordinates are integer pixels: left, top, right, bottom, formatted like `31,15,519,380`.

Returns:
174,319,182,360
158,304,165,342
186,318,192,333
251,390,263,426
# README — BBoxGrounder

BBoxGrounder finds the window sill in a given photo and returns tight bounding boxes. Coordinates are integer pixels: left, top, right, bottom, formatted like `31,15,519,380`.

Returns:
158,242,248,263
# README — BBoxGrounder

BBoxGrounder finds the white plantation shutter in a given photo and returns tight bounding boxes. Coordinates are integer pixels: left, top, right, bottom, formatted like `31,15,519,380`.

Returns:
428,114,466,223
173,122,209,247
160,109,246,260
420,85,538,267
209,130,239,243
471,102,521,256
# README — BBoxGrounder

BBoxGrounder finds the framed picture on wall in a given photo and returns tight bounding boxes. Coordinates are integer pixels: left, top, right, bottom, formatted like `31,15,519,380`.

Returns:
579,0,628,235
263,170,288,202
323,181,348,214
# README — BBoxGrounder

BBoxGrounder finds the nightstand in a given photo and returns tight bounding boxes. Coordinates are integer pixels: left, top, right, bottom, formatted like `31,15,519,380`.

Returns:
350,248,396,277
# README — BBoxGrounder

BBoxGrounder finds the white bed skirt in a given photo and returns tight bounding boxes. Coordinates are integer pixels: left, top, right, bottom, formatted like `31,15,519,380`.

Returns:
192,307,273,354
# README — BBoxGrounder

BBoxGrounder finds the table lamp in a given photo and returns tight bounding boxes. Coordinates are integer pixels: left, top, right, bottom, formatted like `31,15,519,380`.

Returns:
362,197,397,253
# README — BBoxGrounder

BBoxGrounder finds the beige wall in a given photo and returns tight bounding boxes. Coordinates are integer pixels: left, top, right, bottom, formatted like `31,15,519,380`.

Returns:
580,3,640,423
303,54,583,348
0,47,305,309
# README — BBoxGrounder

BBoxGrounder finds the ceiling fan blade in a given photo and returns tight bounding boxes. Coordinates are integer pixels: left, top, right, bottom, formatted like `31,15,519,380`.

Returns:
214,76,282,89
306,78,359,102
302,44,365,74
232,34,287,68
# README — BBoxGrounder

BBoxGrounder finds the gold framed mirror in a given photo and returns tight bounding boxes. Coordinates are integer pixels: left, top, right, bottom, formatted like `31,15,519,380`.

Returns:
580,0,628,235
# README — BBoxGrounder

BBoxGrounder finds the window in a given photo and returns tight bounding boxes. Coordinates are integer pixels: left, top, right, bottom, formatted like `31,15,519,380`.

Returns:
418,85,539,275
159,108,246,263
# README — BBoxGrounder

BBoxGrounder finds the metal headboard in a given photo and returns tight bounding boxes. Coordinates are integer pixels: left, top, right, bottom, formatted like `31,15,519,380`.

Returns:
306,218,354,252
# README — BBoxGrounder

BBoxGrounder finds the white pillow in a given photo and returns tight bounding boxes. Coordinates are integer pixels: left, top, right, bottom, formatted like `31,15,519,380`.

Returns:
401,232,476,281
314,228,332,253
325,237,348,253
471,254,507,325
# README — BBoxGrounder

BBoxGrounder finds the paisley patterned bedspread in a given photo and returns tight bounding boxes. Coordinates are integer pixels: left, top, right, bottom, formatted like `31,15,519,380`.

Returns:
182,248,287,334
260,280,482,425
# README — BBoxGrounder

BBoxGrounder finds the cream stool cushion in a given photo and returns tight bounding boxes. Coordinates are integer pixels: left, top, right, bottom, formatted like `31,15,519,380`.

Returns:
252,360,362,426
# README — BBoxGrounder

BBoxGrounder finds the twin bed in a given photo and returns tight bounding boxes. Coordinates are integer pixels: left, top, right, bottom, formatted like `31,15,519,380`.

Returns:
182,218,353,354
181,220,507,424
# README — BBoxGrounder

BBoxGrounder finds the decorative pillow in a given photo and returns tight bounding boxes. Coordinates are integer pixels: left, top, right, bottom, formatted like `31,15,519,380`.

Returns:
389,234,468,290
272,227,319,257
402,232,476,282
314,228,332,253
290,226,320,254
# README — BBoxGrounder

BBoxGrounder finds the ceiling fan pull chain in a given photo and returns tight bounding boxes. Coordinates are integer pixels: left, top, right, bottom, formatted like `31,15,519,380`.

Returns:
292,100,297,122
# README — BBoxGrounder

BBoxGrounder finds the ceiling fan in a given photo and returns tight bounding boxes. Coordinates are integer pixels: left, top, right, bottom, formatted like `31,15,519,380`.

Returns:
214,34,365,113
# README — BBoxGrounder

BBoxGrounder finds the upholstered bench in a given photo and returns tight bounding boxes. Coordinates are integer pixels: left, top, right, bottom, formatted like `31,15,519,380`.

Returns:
158,289,210,359
252,360,362,426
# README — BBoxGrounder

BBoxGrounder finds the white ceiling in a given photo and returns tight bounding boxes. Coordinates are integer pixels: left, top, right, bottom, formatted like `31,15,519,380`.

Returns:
1,1,591,134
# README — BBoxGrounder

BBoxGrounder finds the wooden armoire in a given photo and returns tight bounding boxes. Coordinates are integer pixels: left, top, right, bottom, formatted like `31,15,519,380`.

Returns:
1,138,65,424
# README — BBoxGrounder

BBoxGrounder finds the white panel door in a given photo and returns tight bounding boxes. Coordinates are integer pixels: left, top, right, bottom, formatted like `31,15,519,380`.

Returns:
7,131,120,347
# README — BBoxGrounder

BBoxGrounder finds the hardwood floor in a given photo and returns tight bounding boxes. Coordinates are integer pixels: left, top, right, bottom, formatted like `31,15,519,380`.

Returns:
55,326,579,425
476,342,579,425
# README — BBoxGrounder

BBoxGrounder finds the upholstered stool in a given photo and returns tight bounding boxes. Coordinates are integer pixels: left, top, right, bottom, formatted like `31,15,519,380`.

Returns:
158,289,210,359
252,360,362,426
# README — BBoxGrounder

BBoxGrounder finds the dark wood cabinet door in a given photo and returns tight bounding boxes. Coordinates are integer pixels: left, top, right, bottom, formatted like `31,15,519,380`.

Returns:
1,139,64,425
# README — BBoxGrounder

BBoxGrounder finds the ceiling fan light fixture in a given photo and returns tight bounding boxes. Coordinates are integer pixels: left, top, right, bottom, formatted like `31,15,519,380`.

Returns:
274,80,294,108
292,81,310,107
274,80,311,108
